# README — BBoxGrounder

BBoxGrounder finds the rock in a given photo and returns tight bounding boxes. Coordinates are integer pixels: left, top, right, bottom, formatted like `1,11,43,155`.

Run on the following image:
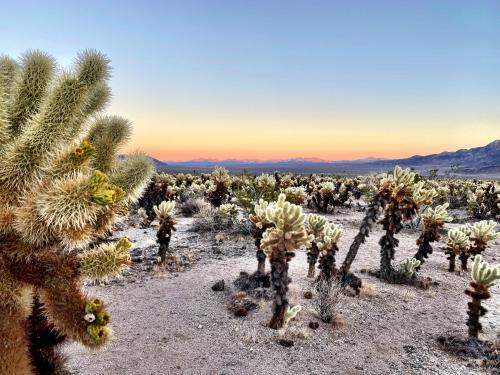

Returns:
278,339,294,347
308,322,319,330
303,291,313,299
211,280,225,292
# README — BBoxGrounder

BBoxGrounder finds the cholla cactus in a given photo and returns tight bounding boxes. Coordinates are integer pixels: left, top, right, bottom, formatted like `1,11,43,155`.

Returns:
249,198,274,274
305,214,328,278
399,257,421,278
317,223,343,284
137,207,149,228
414,203,453,268
376,167,436,281
283,305,302,327
311,181,337,213
465,255,500,337
0,51,153,374
260,194,312,329
154,201,177,265
207,167,231,207
446,227,471,272
453,220,499,271
281,186,307,205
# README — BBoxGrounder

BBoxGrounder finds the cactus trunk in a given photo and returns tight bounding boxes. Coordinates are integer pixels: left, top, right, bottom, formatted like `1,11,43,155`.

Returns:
414,228,437,270
268,247,290,330
256,249,266,274
339,193,385,277
465,284,490,338
448,253,456,272
157,217,176,265
459,253,469,271
306,242,320,278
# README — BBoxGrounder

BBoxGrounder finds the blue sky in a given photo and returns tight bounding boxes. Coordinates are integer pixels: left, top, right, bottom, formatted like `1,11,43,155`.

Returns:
1,0,499,160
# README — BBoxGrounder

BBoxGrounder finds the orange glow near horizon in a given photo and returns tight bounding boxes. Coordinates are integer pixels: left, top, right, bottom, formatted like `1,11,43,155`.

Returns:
119,106,499,162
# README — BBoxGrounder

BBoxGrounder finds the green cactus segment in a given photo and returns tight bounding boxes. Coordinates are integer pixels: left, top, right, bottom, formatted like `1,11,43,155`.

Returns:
88,170,125,206
471,255,500,288
399,258,421,278
284,305,302,326
79,238,133,282
70,140,95,162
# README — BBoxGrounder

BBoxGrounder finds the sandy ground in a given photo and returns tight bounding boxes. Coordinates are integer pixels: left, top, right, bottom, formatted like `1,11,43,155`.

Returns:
66,209,499,375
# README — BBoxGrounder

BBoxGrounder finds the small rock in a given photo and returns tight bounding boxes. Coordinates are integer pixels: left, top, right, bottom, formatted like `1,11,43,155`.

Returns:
278,339,294,347
308,322,319,330
211,279,225,292
303,291,313,299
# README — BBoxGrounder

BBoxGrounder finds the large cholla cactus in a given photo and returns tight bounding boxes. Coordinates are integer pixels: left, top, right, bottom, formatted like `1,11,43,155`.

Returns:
316,222,343,284
207,167,231,207
0,50,153,374
446,227,471,272
448,220,500,271
465,255,500,338
305,214,328,278
249,198,274,273
154,200,177,265
260,194,312,329
414,203,452,269
375,166,437,281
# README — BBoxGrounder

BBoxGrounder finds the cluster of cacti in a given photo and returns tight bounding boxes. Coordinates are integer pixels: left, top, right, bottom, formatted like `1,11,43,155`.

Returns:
414,203,453,268
154,200,177,265
0,50,153,374
446,220,500,272
467,182,499,220
207,167,231,207
465,255,500,338
260,193,312,329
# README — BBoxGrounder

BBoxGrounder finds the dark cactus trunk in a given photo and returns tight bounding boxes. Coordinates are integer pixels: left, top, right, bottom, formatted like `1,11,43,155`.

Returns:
414,228,438,270
379,232,399,280
447,253,456,272
459,253,469,271
316,245,338,284
339,193,385,278
28,296,69,375
157,217,176,264
465,283,490,338
268,248,292,330
256,249,266,274
306,242,320,278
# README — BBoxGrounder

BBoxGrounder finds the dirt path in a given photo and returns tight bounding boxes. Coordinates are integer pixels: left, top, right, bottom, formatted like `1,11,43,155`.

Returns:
66,210,499,375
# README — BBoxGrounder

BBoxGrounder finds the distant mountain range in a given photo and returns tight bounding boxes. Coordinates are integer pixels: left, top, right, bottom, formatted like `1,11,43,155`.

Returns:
151,139,500,176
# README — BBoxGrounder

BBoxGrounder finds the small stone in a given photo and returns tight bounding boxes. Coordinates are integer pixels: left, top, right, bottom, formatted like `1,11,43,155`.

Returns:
308,321,319,330
278,339,294,347
211,279,225,291
303,291,313,299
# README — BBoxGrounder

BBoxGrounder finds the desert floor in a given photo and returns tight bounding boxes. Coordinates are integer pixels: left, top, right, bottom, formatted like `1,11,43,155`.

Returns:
66,208,499,375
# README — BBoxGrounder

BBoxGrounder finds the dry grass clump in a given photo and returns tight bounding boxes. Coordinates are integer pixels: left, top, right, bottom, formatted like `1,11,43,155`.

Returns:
313,279,346,324
180,198,210,217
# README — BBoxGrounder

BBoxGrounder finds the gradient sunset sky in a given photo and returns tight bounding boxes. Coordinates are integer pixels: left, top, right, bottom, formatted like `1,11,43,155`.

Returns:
1,0,499,161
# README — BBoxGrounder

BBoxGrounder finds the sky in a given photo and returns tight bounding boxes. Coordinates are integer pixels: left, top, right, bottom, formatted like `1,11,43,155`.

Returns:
1,0,499,161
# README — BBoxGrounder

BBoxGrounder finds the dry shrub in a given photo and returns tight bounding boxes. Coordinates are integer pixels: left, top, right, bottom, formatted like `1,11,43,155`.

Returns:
313,279,346,323
180,198,210,217
359,283,377,299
